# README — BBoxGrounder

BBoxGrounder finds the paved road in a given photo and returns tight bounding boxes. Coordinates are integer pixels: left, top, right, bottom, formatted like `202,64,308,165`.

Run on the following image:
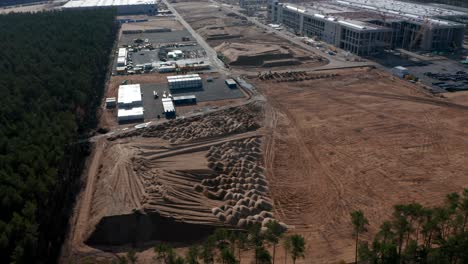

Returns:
210,0,376,70
162,0,229,75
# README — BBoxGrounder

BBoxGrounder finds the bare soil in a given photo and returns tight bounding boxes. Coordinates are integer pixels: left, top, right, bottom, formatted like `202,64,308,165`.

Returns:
251,67,468,263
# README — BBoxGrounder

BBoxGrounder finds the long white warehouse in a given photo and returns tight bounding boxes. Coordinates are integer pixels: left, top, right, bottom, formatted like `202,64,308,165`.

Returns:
118,84,142,108
63,0,157,15
117,107,144,123
167,74,203,90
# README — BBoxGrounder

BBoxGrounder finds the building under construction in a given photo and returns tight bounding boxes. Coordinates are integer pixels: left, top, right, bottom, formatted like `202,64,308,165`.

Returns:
268,0,466,55
239,0,268,11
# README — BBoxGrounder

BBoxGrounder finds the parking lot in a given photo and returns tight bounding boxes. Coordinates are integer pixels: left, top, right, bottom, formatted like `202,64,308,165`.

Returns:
130,45,206,66
405,60,468,93
120,29,193,46
140,76,245,120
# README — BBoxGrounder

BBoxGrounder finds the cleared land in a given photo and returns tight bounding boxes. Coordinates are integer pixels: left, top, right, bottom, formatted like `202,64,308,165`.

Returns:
250,67,468,263
171,0,327,72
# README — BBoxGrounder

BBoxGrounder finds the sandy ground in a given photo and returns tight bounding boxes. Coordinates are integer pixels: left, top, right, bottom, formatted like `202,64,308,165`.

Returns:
251,67,468,263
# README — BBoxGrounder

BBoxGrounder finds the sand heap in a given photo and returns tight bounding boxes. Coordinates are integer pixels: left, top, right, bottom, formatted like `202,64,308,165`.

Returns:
110,103,261,143
194,137,284,229
215,42,297,67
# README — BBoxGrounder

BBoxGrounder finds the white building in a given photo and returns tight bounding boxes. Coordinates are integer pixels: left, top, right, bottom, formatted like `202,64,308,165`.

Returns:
118,84,142,108
118,48,127,58
167,74,202,90
162,98,176,118
62,0,157,15
117,107,144,123
392,66,409,78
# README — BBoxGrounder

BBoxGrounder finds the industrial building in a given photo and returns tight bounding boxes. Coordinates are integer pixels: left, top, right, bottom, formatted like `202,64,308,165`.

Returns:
118,84,142,108
225,79,237,89
167,74,203,90
62,0,157,15
162,98,176,119
268,0,466,55
105,97,117,108
239,0,268,11
117,107,144,123
173,95,197,105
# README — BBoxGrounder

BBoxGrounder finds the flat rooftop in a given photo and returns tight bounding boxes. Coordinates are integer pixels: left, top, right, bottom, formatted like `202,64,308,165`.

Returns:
282,1,466,28
283,3,392,31
334,0,466,26
338,0,466,18
118,107,144,117
63,0,156,8
118,84,142,105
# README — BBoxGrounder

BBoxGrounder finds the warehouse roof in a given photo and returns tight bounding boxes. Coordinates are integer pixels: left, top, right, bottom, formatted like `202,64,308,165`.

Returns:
173,95,196,101
117,107,144,117
337,0,466,17
63,0,156,8
162,98,175,113
118,48,127,58
167,74,200,80
225,79,236,85
118,84,142,105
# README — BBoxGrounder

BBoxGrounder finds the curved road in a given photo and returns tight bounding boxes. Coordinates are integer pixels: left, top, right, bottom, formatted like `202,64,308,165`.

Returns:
162,0,229,74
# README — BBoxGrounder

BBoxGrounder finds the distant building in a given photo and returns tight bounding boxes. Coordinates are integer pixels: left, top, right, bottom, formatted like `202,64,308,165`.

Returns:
117,107,144,123
239,0,268,11
173,95,197,105
62,0,157,15
167,74,203,90
162,98,176,119
392,66,409,78
118,84,142,108
105,97,117,108
225,79,237,89
268,0,466,55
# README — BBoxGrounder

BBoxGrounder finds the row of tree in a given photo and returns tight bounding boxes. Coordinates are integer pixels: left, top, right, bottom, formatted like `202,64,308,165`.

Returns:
0,10,116,263
113,221,306,264
351,189,468,263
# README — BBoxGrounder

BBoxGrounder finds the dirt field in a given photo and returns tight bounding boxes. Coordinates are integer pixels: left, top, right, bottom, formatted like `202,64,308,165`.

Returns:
171,0,326,71
250,67,468,263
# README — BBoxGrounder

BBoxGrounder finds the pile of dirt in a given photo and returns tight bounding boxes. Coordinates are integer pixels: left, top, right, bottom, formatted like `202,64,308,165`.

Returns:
215,42,294,67
110,103,262,143
200,137,285,229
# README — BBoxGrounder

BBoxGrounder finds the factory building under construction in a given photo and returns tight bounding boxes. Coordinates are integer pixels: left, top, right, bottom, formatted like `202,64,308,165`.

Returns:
268,0,467,55
63,0,157,15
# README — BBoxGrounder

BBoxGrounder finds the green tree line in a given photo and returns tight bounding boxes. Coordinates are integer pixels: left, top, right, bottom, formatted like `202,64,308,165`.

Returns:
351,189,468,263
113,221,306,264
0,9,116,263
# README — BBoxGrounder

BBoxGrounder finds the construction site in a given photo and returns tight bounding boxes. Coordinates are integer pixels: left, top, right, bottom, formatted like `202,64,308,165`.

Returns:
60,0,468,263
170,0,326,71
268,0,467,55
